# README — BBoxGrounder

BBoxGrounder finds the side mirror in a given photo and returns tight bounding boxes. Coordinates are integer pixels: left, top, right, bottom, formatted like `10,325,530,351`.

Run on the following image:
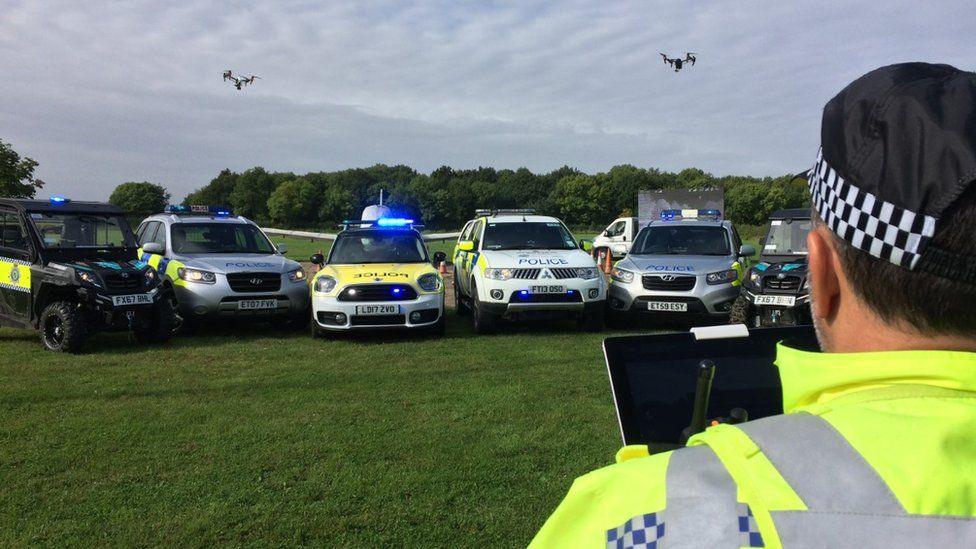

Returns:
578,240,587,250
276,243,289,254
738,244,756,257
142,242,164,254
603,229,611,237
457,240,475,252
310,253,325,265
432,251,447,265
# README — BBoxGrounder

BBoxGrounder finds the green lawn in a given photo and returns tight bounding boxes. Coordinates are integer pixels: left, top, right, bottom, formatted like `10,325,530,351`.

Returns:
0,314,653,547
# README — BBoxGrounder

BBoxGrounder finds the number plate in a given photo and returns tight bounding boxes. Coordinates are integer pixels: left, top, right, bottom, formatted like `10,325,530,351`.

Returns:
647,301,688,312
754,295,796,307
239,299,278,310
355,304,400,315
111,294,152,307
529,285,566,294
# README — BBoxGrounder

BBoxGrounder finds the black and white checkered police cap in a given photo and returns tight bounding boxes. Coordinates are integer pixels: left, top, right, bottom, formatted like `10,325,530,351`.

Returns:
808,62,976,282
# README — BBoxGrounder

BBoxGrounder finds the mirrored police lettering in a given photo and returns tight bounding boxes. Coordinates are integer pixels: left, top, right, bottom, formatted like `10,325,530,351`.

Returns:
224,262,276,268
517,258,570,265
647,265,694,272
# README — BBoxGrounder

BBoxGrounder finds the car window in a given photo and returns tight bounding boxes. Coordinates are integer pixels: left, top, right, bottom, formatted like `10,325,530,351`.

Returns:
148,222,166,247
482,221,577,251
632,225,731,256
29,212,134,249
171,223,275,254
0,211,29,252
607,220,625,237
459,221,474,243
139,222,158,246
329,231,427,264
471,220,483,249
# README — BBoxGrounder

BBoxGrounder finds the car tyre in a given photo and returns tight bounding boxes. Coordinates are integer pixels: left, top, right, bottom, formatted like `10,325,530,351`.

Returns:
39,300,88,353
729,294,754,326
471,283,496,334
134,297,176,345
454,269,471,316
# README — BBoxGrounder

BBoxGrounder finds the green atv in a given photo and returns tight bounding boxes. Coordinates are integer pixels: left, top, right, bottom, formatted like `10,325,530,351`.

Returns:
0,197,175,352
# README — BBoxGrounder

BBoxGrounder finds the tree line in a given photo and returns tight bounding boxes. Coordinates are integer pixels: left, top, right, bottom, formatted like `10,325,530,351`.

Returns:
1,138,810,230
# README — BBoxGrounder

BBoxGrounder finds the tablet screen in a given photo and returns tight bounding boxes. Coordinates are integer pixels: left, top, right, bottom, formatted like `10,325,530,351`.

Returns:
603,326,819,446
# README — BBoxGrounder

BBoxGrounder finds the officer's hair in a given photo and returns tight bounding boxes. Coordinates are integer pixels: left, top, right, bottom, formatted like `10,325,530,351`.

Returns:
820,183,976,337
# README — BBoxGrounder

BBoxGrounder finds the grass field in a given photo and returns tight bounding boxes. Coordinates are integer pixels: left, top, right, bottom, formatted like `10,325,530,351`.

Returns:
1,311,650,547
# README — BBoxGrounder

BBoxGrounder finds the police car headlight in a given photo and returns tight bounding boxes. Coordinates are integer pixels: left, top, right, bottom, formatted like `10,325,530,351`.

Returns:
314,275,337,293
802,277,810,290
76,270,102,287
706,269,738,285
144,267,157,285
484,268,515,280
611,267,635,284
418,273,442,292
576,267,599,280
178,267,216,284
287,268,306,283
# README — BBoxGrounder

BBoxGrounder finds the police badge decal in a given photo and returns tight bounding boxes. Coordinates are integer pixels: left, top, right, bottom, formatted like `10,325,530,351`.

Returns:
10,264,21,284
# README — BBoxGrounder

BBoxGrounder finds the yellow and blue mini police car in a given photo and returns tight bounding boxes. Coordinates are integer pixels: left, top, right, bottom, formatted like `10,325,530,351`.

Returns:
309,218,447,337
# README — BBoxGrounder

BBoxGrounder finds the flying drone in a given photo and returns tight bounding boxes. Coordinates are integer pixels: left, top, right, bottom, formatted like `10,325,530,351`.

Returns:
660,52,697,72
222,70,261,90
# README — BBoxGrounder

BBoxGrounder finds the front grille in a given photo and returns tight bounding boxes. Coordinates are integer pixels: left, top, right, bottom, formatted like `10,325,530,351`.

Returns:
351,314,406,326
104,273,142,292
764,276,801,292
549,268,579,279
512,269,540,280
338,284,418,302
642,275,696,291
226,272,281,293
509,290,583,303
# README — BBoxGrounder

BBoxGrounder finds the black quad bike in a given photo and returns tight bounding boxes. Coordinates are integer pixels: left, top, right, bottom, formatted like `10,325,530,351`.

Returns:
0,198,175,352
730,208,813,327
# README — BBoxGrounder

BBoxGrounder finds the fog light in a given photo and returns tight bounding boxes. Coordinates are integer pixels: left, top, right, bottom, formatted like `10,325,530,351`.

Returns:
410,311,422,322
716,301,732,312
335,313,347,324
193,306,208,315
588,289,599,299
609,297,625,309
490,289,503,300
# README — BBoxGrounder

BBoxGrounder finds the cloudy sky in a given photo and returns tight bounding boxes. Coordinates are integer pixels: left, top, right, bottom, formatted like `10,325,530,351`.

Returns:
2,0,973,201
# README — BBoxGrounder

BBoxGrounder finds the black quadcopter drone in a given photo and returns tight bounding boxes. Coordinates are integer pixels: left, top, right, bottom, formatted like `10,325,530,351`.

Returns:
660,52,697,72
222,70,261,90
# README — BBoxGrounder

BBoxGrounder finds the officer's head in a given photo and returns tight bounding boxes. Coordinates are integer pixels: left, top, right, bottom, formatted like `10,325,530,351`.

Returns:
807,63,976,352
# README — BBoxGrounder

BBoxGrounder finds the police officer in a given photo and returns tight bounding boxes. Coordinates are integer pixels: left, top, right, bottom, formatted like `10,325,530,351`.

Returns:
531,62,976,548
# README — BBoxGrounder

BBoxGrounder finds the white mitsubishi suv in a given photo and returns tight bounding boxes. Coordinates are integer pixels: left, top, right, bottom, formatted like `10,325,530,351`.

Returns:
452,209,606,333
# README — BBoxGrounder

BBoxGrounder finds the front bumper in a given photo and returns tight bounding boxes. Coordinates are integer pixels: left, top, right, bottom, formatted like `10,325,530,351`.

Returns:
173,277,311,319
473,276,606,318
312,291,444,330
608,277,739,315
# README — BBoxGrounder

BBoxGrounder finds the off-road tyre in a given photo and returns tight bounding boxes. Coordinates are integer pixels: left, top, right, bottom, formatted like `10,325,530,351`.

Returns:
167,292,198,335
134,297,176,345
471,283,497,334
729,294,754,326
579,308,605,333
39,301,88,353
454,269,471,316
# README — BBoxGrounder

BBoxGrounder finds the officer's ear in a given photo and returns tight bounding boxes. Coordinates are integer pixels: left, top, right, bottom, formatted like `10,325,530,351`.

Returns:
807,225,842,324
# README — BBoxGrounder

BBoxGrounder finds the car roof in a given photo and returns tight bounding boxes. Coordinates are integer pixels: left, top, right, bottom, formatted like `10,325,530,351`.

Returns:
646,219,731,228
770,208,812,219
0,198,124,215
479,214,562,224
146,214,252,224
338,227,422,237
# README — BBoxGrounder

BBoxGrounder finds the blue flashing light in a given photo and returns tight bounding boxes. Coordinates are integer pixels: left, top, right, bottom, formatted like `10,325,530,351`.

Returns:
49,194,70,205
165,204,234,216
698,209,722,220
391,287,403,296
661,209,681,221
519,290,529,297
376,217,414,227
164,204,190,213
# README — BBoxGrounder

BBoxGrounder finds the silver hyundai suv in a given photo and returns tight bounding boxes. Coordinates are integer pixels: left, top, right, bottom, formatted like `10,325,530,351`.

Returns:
136,205,310,331
607,211,755,321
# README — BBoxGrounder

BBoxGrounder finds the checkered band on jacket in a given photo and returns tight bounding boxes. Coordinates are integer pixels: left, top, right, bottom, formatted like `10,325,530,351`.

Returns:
808,148,937,269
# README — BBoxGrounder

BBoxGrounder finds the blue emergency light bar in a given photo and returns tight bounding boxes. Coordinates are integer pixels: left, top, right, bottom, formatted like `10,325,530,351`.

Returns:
376,217,415,227
660,209,723,221
164,204,233,217
339,218,423,229
49,195,71,205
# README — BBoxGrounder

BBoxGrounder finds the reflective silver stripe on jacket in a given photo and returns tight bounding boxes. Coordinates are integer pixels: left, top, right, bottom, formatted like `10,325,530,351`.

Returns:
738,412,976,547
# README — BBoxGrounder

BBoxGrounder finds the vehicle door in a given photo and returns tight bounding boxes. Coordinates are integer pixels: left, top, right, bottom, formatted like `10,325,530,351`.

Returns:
730,225,750,283
0,207,33,322
458,219,483,295
138,221,170,274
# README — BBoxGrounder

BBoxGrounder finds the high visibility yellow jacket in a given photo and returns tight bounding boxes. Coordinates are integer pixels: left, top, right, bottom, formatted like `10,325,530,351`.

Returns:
530,344,976,548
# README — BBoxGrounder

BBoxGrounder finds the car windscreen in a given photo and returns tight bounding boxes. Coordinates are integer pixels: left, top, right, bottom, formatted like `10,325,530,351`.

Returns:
482,222,577,250
632,225,730,256
764,219,811,255
171,223,276,254
30,212,135,249
329,231,427,264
